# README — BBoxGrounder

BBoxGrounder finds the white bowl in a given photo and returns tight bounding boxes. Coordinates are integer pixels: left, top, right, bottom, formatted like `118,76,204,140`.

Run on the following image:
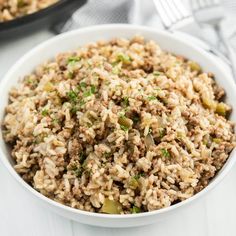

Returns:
0,24,236,228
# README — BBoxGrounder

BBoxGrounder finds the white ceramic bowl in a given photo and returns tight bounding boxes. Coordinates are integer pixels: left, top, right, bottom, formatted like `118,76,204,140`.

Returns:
0,24,236,228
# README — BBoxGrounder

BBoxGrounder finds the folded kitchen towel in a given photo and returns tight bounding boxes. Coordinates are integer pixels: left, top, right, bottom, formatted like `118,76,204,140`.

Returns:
58,0,236,52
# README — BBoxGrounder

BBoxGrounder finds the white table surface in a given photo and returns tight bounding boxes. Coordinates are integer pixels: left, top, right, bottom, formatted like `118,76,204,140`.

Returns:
1,29,236,236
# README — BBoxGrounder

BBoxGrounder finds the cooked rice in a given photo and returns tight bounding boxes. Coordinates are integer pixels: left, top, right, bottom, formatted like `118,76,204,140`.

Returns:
3,36,236,214
0,0,58,22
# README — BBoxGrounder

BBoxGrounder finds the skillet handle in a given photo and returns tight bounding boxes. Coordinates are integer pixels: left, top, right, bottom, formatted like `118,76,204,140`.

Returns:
50,15,74,34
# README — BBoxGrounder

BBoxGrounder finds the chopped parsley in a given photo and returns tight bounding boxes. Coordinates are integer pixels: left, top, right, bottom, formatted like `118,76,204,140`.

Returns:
74,167,83,178
104,152,112,158
80,82,87,89
132,114,140,124
17,0,27,7
67,56,81,65
159,128,166,138
112,66,120,75
70,105,78,114
153,71,161,76
83,85,96,97
79,152,87,165
147,96,157,101
132,206,141,214
121,97,129,107
79,99,86,106
133,173,145,180
120,125,129,132
41,109,49,116
68,71,74,79
116,53,131,63
70,164,84,178
161,148,170,158
67,90,77,102
155,87,162,91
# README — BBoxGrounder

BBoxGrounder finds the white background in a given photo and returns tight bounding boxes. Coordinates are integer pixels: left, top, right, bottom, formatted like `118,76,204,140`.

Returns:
1,30,236,236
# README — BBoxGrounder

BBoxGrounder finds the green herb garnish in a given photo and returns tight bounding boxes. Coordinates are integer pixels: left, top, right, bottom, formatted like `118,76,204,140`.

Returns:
116,53,131,63
74,167,83,178
70,164,84,178
153,71,161,76
133,173,145,180
41,109,49,116
68,71,74,79
112,66,120,74
52,118,60,125
132,206,141,214
161,148,170,158
17,0,27,8
104,152,112,158
80,82,87,89
159,128,166,138
67,56,81,65
132,115,140,124
121,97,129,107
83,85,96,97
67,90,77,102
120,125,129,131
79,100,86,106
147,96,157,101
70,105,78,114
79,152,87,165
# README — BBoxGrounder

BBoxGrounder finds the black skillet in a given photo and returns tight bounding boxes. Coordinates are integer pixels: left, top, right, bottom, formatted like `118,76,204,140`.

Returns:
0,0,87,39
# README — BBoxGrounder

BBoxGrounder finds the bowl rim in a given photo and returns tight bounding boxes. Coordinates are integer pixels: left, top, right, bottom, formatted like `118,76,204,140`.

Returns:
0,23,236,219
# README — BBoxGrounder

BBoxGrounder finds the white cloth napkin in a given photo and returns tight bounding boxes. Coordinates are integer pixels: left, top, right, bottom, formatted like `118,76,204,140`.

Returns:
59,0,236,51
